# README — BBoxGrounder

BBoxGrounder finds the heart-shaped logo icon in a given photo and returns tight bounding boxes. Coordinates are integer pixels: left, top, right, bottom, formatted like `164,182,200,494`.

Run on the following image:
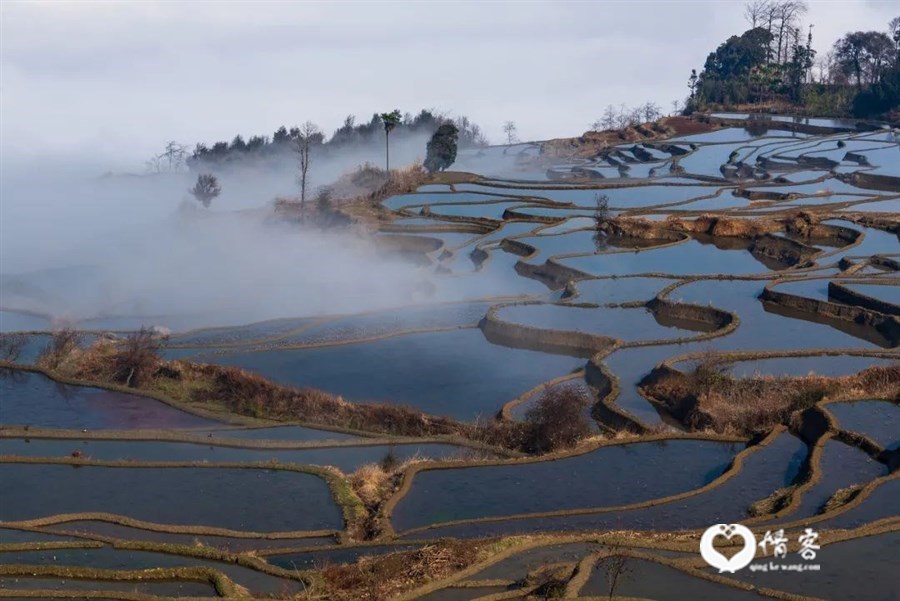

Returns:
700,523,757,573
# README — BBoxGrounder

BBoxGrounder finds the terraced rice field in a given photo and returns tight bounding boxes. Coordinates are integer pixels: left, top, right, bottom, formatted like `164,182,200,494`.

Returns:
1,116,897,600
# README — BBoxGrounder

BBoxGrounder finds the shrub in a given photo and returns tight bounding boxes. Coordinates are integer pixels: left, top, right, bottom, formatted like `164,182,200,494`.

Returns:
189,173,221,208
38,328,82,370
316,186,333,212
111,327,164,387
523,384,593,453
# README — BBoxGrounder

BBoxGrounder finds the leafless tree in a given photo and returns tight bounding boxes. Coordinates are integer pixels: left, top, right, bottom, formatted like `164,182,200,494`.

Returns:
502,120,518,145
744,0,772,29
594,104,618,131
161,141,188,172
294,120,320,209
144,154,163,173
640,102,662,122
671,99,682,115
772,0,808,64
600,554,632,600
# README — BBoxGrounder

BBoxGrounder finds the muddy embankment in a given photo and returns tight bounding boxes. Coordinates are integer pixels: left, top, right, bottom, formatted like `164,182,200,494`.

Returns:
760,281,900,347
539,116,711,159
827,281,900,317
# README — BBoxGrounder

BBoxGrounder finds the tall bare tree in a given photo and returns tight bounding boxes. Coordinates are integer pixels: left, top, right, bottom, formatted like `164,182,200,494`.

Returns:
294,120,320,209
744,0,772,29
772,0,808,64
502,120,518,144
162,141,188,172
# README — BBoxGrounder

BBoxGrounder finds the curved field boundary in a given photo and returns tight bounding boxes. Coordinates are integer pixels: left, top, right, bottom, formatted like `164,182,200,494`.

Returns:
585,351,649,434
498,371,586,421
382,427,780,539
638,349,897,523
0,565,240,599
761,279,900,346
828,279,900,316
0,455,361,540
0,426,516,457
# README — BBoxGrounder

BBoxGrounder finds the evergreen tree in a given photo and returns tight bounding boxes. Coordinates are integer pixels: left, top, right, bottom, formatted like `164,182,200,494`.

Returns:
424,123,459,173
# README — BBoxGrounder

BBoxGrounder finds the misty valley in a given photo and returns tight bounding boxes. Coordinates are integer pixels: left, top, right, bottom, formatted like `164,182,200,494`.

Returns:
2,110,898,601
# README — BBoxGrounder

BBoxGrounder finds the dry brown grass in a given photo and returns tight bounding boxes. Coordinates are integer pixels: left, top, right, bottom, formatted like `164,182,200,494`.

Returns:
644,362,900,436
36,338,562,454
540,116,696,159
821,484,864,513
349,464,392,509
319,540,485,601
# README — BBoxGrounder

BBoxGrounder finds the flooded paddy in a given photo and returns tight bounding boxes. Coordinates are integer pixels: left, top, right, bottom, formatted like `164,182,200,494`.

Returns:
827,400,900,450
197,329,581,419
0,463,341,531
774,438,886,522
0,438,472,472
722,531,900,601
494,303,712,342
392,439,739,531
558,239,772,277
400,432,807,539
0,575,217,597
582,557,765,600
0,546,303,596
0,371,216,429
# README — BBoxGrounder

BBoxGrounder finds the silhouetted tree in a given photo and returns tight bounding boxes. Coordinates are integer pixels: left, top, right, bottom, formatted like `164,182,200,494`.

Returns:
294,120,320,208
272,126,291,145
640,102,662,122
189,173,221,208
502,120,518,144
162,141,188,171
424,123,459,173
230,135,247,152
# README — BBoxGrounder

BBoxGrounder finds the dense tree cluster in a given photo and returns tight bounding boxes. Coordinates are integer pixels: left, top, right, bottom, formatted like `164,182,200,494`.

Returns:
186,109,488,170
688,1,899,118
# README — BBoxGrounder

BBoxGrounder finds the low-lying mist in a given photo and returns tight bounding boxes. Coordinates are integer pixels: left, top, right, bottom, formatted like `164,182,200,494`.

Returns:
0,137,457,332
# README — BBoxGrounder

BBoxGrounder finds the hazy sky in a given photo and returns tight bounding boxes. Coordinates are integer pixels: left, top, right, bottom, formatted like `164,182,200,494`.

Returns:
2,1,896,169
